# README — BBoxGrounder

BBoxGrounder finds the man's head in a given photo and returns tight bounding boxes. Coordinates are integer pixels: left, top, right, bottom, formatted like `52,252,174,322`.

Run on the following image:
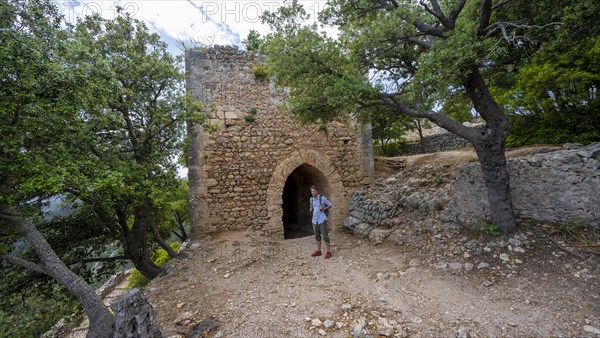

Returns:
310,185,319,197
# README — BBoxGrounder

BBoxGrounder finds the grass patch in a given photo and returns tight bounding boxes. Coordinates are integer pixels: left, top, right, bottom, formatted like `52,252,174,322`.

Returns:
549,221,589,243
469,221,500,236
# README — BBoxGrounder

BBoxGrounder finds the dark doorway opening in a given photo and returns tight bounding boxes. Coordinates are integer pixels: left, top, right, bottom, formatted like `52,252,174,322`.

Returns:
282,164,331,239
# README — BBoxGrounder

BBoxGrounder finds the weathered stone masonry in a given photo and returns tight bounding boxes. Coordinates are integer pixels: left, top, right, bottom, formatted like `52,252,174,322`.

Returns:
186,46,373,238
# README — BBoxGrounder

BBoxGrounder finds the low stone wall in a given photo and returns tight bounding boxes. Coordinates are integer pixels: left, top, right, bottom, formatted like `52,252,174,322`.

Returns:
399,125,483,155
343,163,455,240
444,143,600,227
345,143,600,236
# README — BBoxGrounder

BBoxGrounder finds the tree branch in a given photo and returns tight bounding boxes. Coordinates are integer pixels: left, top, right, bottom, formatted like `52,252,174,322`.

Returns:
408,37,433,48
381,94,480,142
486,21,562,40
492,0,512,11
78,255,128,264
1,253,48,275
478,0,493,36
412,20,446,38
419,0,454,30
449,0,467,23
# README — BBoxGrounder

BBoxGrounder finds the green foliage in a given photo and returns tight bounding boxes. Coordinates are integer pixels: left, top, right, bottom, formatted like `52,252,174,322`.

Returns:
204,123,221,134
1,2,199,334
550,221,589,243
386,142,401,157
244,107,259,123
468,157,479,163
373,141,402,157
151,179,190,242
441,92,474,123
385,142,401,157
0,282,79,338
319,124,328,134
126,242,180,289
125,269,149,290
244,114,257,123
252,64,270,79
261,0,599,148
470,221,500,236
243,29,264,53
494,1,600,146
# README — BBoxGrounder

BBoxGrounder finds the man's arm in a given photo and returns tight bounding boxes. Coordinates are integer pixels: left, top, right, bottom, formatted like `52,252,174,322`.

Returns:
320,196,333,210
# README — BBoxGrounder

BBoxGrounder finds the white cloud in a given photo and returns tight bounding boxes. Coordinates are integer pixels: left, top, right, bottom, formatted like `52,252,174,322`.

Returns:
53,0,329,54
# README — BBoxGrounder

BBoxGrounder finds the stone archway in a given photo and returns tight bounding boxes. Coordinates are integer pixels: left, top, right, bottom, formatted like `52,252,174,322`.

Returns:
282,164,331,239
266,149,344,237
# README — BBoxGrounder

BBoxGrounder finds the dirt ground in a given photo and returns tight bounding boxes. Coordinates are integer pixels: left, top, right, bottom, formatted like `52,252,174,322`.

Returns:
143,145,600,338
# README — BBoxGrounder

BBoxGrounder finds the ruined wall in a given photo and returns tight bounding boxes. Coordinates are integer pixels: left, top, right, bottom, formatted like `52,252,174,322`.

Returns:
398,124,484,156
343,143,600,239
444,143,600,227
186,46,373,237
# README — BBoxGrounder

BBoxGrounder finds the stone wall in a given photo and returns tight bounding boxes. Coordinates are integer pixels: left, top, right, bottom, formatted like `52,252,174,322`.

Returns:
186,46,373,237
399,124,483,155
345,143,600,234
444,143,600,227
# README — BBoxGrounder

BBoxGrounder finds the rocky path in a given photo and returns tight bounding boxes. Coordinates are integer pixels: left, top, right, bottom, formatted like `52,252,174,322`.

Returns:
145,224,600,337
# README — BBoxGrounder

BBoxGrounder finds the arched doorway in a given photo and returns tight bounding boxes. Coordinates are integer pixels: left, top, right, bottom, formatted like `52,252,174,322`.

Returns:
282,164,331,239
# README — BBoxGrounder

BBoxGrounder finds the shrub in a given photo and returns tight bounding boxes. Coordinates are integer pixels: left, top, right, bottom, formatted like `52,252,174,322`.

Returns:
244,114,256,123
252,64,269,79
249,107,257,114
385,142,401,157
373,143,384,156
126,242,181,289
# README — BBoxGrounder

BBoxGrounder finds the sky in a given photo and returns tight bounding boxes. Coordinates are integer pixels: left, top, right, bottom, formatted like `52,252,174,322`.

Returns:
53,0,327,55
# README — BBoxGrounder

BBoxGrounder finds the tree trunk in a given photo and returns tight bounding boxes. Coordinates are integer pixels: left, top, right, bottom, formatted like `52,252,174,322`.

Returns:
123,202,163,280
147,201,179,258
415,119,424,141
472,139,516,232
173,213,188,241
463,67,516,232
0,204,115,338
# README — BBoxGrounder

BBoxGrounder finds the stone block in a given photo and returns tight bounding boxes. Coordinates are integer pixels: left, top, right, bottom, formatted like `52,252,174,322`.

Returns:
343,216,362,231
354,223,373,238
110,289,162,338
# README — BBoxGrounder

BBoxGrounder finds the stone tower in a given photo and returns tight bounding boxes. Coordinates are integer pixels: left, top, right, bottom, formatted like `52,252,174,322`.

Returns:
186,46,373,238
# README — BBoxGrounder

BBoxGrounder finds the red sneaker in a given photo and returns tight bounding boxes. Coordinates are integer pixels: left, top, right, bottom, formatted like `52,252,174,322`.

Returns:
324,251,332,259
311,250,322,257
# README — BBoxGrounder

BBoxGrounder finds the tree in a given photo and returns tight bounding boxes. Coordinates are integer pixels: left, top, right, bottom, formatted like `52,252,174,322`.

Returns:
242,29,265,52
495,0,600,146
0,0,114,336
261,0,566,232
64,11,203,279
368,108,413,156
151,179,190,242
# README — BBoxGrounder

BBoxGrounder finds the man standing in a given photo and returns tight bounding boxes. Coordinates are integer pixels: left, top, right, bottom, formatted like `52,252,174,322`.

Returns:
309,185,333,259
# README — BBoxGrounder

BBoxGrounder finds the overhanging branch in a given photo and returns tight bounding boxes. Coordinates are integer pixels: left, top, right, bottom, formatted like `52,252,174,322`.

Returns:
78,255,128,264
382,94,479,142
1,253,47,275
